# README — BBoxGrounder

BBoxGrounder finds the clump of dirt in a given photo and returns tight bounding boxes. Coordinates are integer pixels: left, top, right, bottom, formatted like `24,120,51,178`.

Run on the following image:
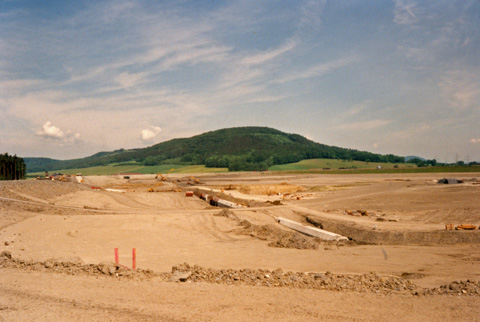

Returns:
214,209,239,220
401,272,426,279
0,251,159,280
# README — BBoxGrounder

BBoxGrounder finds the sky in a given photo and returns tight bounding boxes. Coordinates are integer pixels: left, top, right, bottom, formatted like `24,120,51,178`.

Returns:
0,0,479,163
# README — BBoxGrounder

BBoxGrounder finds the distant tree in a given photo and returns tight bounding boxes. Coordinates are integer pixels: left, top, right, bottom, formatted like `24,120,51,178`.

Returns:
0,153,26,180
407,158,426,166
143,156,160,166
426,159,437,166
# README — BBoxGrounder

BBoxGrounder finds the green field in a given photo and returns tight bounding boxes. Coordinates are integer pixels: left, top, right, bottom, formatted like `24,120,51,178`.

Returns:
27,159,480,177
273,166,480,175
27,163,228,177
269,159,415,171
269,159,480,174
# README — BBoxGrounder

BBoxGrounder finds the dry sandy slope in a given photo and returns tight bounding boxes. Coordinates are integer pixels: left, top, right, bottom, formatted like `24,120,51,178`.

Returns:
1,173,480,321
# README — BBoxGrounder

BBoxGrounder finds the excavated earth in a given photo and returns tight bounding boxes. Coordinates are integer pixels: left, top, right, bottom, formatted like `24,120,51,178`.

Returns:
1,172,480,321
2,251,480,297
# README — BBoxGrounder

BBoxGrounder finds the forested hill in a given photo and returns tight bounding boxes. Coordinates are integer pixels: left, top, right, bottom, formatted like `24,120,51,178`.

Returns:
24,127,404,172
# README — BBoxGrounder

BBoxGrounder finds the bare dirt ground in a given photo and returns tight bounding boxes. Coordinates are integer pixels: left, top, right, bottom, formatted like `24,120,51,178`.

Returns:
1,172,480,321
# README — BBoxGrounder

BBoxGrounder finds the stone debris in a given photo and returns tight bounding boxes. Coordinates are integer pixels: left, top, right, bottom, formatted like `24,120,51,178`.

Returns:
427,280,480,296
170,265,193,282
0,251,157,280
169,262,480,296
1,252,479,297
345,209,369,217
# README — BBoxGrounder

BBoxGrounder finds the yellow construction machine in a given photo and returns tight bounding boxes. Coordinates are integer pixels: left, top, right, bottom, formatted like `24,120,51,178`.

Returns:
155,168,174,181
149,168,175,192
187,176,200,185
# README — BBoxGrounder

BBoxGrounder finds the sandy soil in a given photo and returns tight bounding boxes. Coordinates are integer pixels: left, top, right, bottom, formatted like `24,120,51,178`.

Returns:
1,172,480,321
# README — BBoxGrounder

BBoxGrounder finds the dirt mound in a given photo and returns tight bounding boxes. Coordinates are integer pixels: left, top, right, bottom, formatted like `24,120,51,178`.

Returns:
214,209,239,219
2,252,479,297
215,209,319,249
0,180,89,201
237,184,304,195
170,262,480,296
306,215,480,245
236,220,319,249
0,251,158,280
431,280,480,296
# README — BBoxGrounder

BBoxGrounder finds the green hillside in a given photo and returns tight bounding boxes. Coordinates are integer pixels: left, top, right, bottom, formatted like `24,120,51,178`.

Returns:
24,126,405,173
269,159,415,171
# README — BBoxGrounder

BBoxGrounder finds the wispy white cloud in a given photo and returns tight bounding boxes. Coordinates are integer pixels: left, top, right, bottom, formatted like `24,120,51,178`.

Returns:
275,56,356,83
338,119,392,131
240,38,297,65
343,102,370,118
115,72,148,89
161,45,231,69
390,123,432,141
438,70,480,110
0,79,42,96
393,0,418,25
298,0,326,31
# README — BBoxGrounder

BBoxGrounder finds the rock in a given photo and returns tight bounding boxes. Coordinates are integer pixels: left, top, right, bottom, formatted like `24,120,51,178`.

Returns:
44,259,55,268
60,257,84,266
170,270,192,282
313,273,323,280
0,250,12,259
97,262,114,275
4,241,9,246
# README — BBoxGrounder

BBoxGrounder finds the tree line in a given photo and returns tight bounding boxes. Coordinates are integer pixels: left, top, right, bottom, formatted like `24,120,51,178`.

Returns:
0,153,26,180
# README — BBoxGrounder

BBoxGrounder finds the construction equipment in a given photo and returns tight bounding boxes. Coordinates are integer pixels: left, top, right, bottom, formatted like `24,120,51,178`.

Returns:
149,169,176,192
455,224,477,230
155,168,174,181
187,176,200,185
148,181,164,192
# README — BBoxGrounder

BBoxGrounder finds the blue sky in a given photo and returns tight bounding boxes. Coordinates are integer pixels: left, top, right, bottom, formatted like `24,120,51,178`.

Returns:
1,0,479,163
